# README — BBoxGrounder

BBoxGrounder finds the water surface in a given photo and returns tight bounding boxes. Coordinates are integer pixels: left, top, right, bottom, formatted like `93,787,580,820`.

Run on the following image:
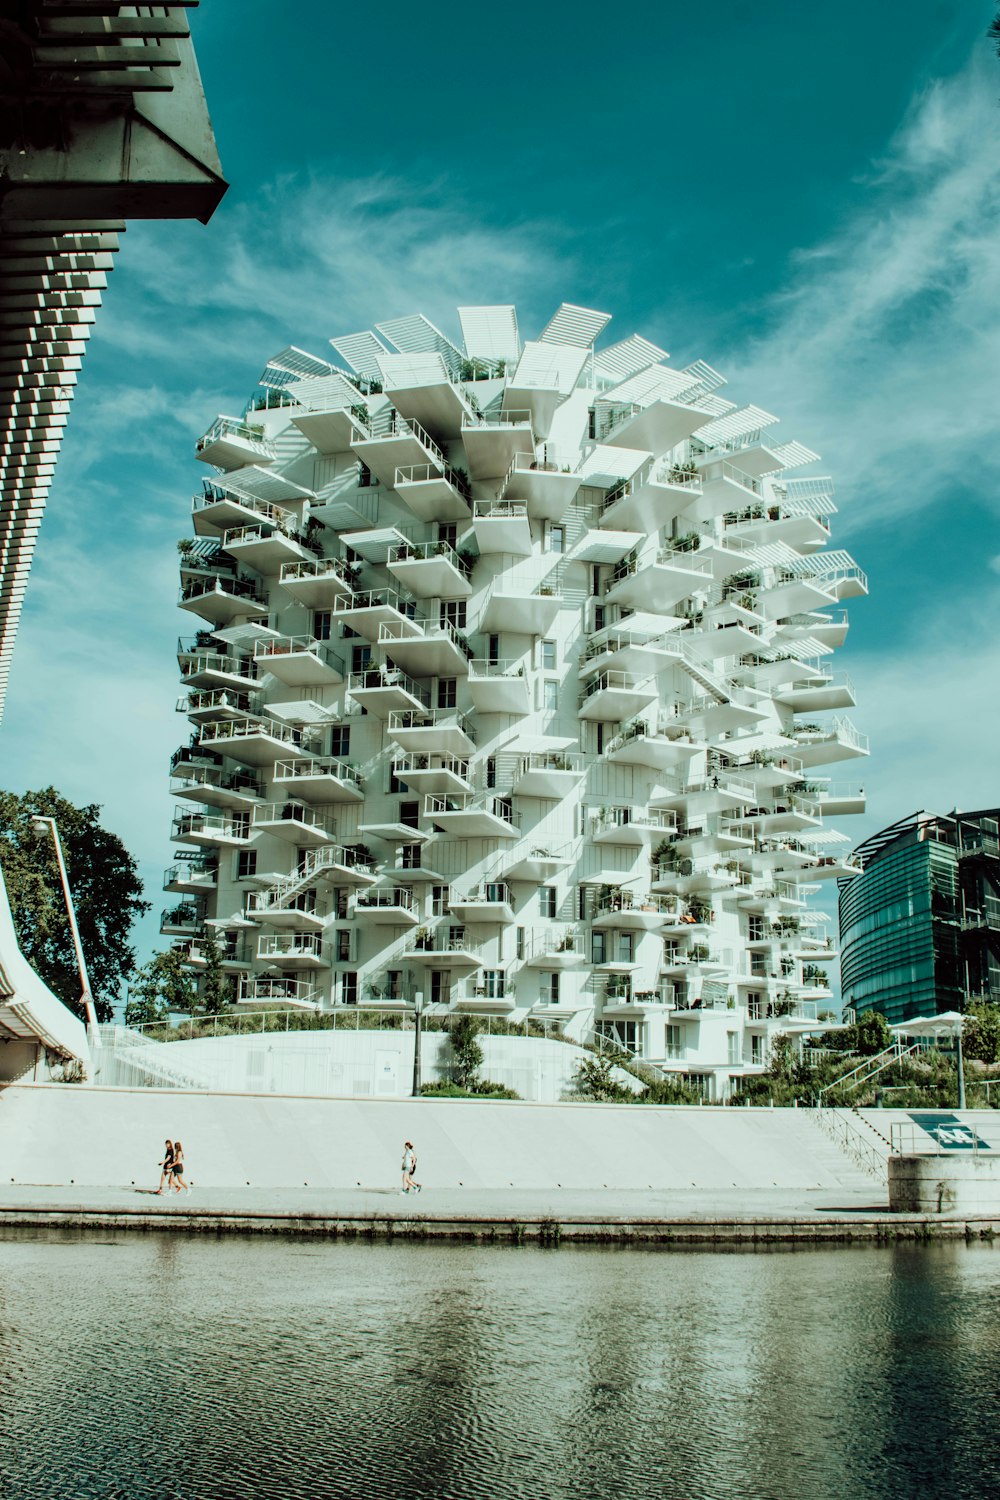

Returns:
1,1234,999,1499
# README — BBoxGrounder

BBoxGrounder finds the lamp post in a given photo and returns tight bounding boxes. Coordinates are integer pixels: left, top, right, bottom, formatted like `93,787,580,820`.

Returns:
31,816,101,1049
956,1025,967,1112
411,986,423,1097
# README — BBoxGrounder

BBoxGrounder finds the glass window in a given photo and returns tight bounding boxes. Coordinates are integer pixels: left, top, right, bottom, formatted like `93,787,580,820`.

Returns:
329,726,350,758
236,850,257,880
313,610,332,641
543,680,558,711
351,643,371,673
541,639,556,670
440,600,467,630
540,887,557,919
437,678,457,709
336,929,351,962
438,523,457,548
591,930,607,965
549,525,565,554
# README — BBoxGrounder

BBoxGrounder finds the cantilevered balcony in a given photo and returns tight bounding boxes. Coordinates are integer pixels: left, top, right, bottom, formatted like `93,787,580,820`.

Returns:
253,635,345,687
381,358,474,440
349,887,420,925
651,858,741,896
512,751,585,799
277,844,378,891
774,671,857,714
177,647,257,693
455,978,518,1015
579,630,684,682
251,801,336,848
170,764,263,812
605,546,714,613
479,577,561,636
448,883,516,924
605,719,701,773
578,670,658,722
387,710,476,758
600,387,721,452
352,410,446,489
178,687,260,724
467,659,530,716
392,463,473,523
460,409,535,480
160,903,203,938
348,666,429,716
163,857,218,896
377,619,472,678
425,793,520,840
171,813,250,849
682,459,767,524
809,851,863,881
237,977,319,1009
199,714,320,767
178,575,268,627
589,806,678,846
256,933,329,971
722,496,832,553
392,753,473,796
592,891,678,930
195,415,276,470
788,716,869,767
272,757,365,803
497,452,582,522
291,398,372,454
386,540,474,599
813,782,866,817
745,793,822,835
278,556,358,608
403,929,484,968
504,845,573,883
246,889,324,935
192,486,293,539
223,524,308,575
653,773,757,816
330,588,421,644
472,500,532,556
600,461,703,534
521,928,586,967
675,689,770,738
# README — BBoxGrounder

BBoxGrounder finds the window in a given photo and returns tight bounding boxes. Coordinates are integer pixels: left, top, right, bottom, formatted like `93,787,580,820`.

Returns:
430,969,451,1005
543,680,559,711
388,766,404,795
439,600,467,630
596,723,605,755
431,886,448,918
351,643,371,673
481,969,506,999
400,800,420,828
438,523,457,548
329,726,350,758
665,1024,682,1061
488,633,500,666
540,887,557,919
591,930,607,965
358,462,373,488
341,972,358,1006
727,1032,741,1065
336,929,352,963
313,610,333,641
516,926,525,960
541,639,556,670
541,971,561,1003
437,678,457,709
236,850,257,880
401,842,422,870
592,566,602,597
616,932,635,964
548,524,565,554
486,755,496,789
588,407,596,440
594,604,606,633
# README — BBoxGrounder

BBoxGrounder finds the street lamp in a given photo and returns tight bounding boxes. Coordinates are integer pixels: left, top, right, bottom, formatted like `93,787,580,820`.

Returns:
411,986,424,1097
31,816,101,1049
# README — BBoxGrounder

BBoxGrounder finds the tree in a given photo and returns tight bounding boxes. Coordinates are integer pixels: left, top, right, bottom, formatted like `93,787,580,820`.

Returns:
963,999,1000,1065
0,787,149,1022
853,1008,892,1057
198,934,233,1017
447,1014,484,1089
125,949,199,1028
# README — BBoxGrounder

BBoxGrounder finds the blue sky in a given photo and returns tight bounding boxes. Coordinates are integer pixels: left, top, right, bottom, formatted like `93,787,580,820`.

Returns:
2,0,998,966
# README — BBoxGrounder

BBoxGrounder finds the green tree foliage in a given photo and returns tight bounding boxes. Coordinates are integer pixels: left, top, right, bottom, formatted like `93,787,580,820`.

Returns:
199,935,233,1018
853,1008,893,1057
447,1014,485,1088
0,787,149,1022
963,1000,1000,1065
125,949,199,1027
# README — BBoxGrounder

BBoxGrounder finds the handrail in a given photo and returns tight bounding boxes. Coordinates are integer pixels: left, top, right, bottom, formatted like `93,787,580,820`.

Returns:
196,415,274,454
273,756,362,787
811,1108,886,1180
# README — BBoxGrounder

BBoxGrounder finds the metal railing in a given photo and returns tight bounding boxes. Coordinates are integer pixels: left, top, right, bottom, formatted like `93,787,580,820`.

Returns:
388,709,477,744
349,666,429,706
279,557,358,590
254,635,345,675
273,756,363,791
196,414,274,457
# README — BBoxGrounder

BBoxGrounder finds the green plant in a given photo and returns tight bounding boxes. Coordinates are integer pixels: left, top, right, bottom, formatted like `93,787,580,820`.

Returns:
446,1014,485,1088
964,1000,1000,1064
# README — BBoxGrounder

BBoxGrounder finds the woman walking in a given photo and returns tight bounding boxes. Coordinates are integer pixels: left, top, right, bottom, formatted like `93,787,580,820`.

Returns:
401,1141,421,1194
171,1140,192,1194
156,1139,174,1194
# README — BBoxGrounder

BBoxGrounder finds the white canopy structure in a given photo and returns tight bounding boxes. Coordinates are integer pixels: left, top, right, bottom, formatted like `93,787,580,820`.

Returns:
0,862,90,1074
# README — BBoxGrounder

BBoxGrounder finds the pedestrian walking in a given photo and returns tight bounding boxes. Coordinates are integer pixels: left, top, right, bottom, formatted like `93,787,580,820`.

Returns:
171,1140,192,1194
401,1140,421,1194
155,1139,174,1194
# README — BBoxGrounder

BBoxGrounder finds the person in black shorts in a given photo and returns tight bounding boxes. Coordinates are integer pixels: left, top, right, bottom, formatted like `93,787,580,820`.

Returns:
156,1139,174,1194
171,1140,192,1194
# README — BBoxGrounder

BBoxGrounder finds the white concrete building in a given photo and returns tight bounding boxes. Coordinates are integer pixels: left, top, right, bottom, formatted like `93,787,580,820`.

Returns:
164,302,868,1099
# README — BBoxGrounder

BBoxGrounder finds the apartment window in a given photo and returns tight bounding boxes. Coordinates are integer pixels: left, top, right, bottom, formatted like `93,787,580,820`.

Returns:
592,566,602,598
334,888,348,920
329,726,350,758
540,887,557,919
431,886,448,918
486,755,496,789
578,885,588,921
591,930,607,965
400,800,420,828
401,842,422,870
665,1024,682,1061
351,643,371,673
488,633,500,665
336,929,352,963
430,970,451,1005
588,406,596,439
596,723,605,755
516,926,525,960
358,462,373,488
594,604,606,632
541,639,556,670
548,524,565,554
236,850,257,880
313,610,333,641
341,972,358,1006
482,969,506,999
438,523,457,548
751,1035,763,1065
541,971,561,1003
439,600,467,630
543,680,559,711
616,932,635,964
727,1032,741,1066
437,678,457,709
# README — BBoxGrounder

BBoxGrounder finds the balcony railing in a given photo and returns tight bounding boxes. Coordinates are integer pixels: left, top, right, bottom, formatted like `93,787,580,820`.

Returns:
178,652,257,684
392,752,471,781
594,891,676,919
388,709,477,744
518,751,584,776
192,486,293,529
388,539,473,578
253,635,345,675
196,415,275,460
252,802,337,836
238,977,318,1007
579,669,653,703
257,934,325,961
394,462,472,503
179,575,266,607
178,687,260,718
425,793,520,829
468,657,525,681
590,806,677,836
273,757,363,791
199,715,322,752
279,556,360,590
348,665,430,706
331,587,418,618
172,813,249,842
353,888,416,915
170,764,263,799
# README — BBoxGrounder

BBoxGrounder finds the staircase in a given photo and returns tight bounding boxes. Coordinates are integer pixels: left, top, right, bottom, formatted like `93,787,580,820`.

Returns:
816,1040,923,1105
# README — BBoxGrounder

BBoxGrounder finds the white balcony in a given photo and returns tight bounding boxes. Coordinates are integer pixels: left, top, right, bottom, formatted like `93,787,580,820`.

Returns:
589,807,678,846
570,520,642,566
789,717,869,767
467,659,531,716
352,412,446,489
676,690,770,738
350,888,420,925
448,883,516,924
179,687,259,724
256,933,329,971
177,649,257,693
579,630,684,682
291,399,371,454
653,775,757,815
170,764,263,812
392,463,473,523
472,500,532,556
199,715,320,767
160,904,203,939
382,362,473,440
521,928,587,968
745,795,823,835
178,576,268,626
251,802,336,848
377,619,472,678
460,409,535,480
163,861,217,895
606,546,713,612
512,751,585,799
774,672,857,714
192,487,293,539
592,892,677,930
348,666,429,717
455,982,518,1016
479,579,561,636
814,782,866,817
171,813,249,849
330,588,422,644
387,710,476,758
497,453,583,522
684,460,765,522
272,757,365,803
387,540,474,599
246,891,324,934
293,844,379,889
403,931,484,969
391,753,472,796
237,977,319,1010
605,721,701,773
195,415,276,470
578,669,657,722
254,635,345,687
278,557,358,608
600,462,703,534
809,852,863,881
601,395,720,454
651,860,741,896
504,846,572,883
425,793,520,840
722,499,831,553
223,524,308,575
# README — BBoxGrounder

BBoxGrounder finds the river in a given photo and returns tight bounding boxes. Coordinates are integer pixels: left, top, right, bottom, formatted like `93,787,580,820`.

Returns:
1,1233,998,1498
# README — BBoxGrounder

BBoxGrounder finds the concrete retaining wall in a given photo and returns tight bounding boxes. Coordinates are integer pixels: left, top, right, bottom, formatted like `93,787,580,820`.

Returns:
889,1152,1000,1215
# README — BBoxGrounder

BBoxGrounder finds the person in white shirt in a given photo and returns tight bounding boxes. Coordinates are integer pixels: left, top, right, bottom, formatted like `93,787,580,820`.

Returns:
401,1140,421,1194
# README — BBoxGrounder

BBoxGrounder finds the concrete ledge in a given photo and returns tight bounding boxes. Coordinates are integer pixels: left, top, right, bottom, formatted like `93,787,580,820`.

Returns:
889,1151,1000,1214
